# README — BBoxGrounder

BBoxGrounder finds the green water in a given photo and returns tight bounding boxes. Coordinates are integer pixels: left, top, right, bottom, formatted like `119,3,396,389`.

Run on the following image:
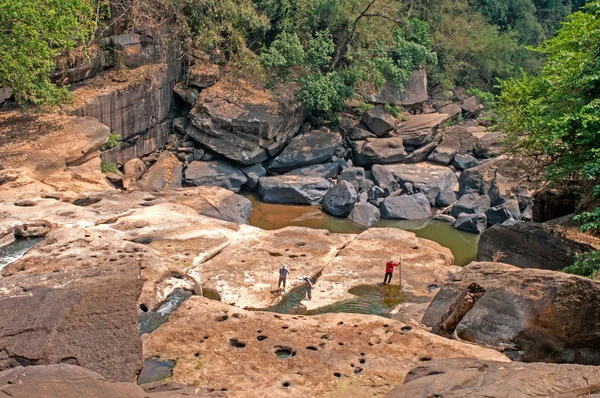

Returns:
243,193,478,266
137,358,175,385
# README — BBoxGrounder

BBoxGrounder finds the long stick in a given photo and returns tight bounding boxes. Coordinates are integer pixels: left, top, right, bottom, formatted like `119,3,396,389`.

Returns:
398,259,402,290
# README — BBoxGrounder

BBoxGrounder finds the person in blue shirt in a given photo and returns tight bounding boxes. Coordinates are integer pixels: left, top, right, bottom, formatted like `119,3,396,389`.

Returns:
278,265,289,291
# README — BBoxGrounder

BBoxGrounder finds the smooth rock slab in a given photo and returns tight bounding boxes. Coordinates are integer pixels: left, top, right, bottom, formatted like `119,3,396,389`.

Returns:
380,193,432,220
286,163,342,179
388,359,600,398
427,136,459,166
137,151,182,190
184,160,247,193
258,175,330,205
395,113,449,147
475,132,505,158
269,129,342,172
362,105,397,137
351,137,407,166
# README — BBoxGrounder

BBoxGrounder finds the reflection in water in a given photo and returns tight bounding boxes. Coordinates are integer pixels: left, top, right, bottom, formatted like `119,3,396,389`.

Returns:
0,238,43,271
243,193,478,266
137,358,175,385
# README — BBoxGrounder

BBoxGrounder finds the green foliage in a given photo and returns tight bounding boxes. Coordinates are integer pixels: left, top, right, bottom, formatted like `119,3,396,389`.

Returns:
498,2,600,229
354,102,375,116
0,0,102,104
384,104,403,118
100,132,121,151
563,251,600,280
466,87,496,109
100,161,120,174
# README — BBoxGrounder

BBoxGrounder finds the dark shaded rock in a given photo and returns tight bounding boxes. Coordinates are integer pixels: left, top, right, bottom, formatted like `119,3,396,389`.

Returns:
362,105,396,137
349,126,376,141
322,181,358,217
349,202,381,229
532,188,579,222
173,117,188,134
388,359,600,398
258,175,330,205
437,103,462,119
173,82,199,106
240,164,266,189
269,129,342,172
337,167,373,193
474,132,504,158
380,193,432,220
427,136,460,166
137,151,182,190
351,137,407,166
453,212,487,234
452,154,478,170
485,200,520,226
477,222,594,270
0,262,142,381
184,160,247,193
371,165,400,195
451,193,491,218
193,148,205,161
422,262,600,364
404,141,438,163
443,126,478,155
394,113,448,147
435,190,457,207
367,186,387,204
461,95,484,118
188,79,303,165
287,163,342,179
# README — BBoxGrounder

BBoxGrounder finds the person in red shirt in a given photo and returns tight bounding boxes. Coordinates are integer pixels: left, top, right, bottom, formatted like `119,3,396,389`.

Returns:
383,258,399,285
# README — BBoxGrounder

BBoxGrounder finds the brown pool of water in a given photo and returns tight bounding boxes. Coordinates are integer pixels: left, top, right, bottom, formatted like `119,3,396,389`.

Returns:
243,192,479,266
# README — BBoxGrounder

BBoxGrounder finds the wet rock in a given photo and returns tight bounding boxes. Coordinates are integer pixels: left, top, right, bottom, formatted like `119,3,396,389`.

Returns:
269,128,342,172
437,103,462,119
351,137,407,166
362,105,397,137
187,79,303,165
451,193,491,218
453,212,487,234
404,141,438,163
184,160,247,193
143,297,507,397
461,95,484,118
322,181,358,217
485,199,520,226
287,163,342,179
122,158,146,190
349,202,381,229
258,175,330,205
388,359,600,398
427,136,460,165
240,164,266,189
0,259,142,381
477,222,594,270
474,132,505,158
381,193,432,220
423,262,600,364
452,153,478,170
137,151,182,190
173,82,199,106
373,163,458,206
349,126,376,140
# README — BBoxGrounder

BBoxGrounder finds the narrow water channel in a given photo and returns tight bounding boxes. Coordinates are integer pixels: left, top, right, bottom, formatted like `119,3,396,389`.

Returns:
243,193,479,266
0,237,43,271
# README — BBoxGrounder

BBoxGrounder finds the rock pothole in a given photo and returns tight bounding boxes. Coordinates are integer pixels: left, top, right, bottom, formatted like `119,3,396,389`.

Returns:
274,346,296,359
229,338,246,348
257,335,268,341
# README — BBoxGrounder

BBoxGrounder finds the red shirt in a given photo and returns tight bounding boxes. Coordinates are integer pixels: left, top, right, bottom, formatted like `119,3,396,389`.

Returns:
385,261,398,273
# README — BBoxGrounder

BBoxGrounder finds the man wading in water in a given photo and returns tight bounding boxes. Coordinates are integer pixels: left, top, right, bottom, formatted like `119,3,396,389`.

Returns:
300,275,313,300
383,258,400,285
278,265,289,291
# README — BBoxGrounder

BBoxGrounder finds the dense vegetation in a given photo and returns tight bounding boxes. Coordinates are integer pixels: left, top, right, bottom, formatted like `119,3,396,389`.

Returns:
1,0,581,112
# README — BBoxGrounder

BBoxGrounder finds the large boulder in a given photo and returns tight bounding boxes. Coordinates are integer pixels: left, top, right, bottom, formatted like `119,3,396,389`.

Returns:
362,105,397,137
122,158,146,190
474,132,505,158
183,160,247,192
187,79,303,165
258,175,330,205
240,163,266,189
451,153,478,170
453,212,487,234
269,128,342,172
451,193,491,218
388,359,600,398
0,261,142,381
404,141,438,163
461,95,484,118
351,137,407,166
360,69,428,108
477,222,594,270
137,151,182,190
485,199,521,225
427,136,460,165
444,126,479,154
372,163,458,206
422,262,600,364
322,181,358,217
349,202,381,229
287,163,343,179
437,103,462,119
395,113,448,147
380,193,432,220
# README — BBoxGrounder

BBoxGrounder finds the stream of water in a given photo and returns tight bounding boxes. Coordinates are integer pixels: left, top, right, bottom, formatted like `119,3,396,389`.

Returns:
0,237,43,271
243,193,479,266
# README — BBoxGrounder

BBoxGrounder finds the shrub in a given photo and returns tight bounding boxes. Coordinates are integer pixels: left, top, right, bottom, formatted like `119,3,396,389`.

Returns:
100,132,121,151
563,251,600,280
384,104,403,118
100,161,120,174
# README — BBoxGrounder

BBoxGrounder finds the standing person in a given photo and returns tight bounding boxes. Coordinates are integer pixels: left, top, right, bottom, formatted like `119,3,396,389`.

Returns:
383,258,398,285
278,265,289,291
301,275,313,300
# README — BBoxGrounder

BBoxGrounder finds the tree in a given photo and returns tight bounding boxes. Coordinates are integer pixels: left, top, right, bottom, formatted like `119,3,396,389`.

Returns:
0,0,101,104
498,2,600,229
